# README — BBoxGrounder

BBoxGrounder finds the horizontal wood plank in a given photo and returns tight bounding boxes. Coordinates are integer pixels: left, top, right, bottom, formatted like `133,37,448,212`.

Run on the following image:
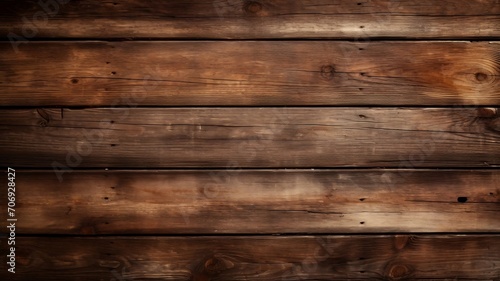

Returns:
1,0,499,39
4,170,499,234
1,41,499,106
1,108,500,168
1,235,498,280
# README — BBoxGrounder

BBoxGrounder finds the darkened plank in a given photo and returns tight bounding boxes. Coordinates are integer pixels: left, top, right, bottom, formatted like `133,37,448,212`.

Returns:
1,235,498,280
1,0,499,40
5,170,499,234
1,41,499,106
1,108,499,168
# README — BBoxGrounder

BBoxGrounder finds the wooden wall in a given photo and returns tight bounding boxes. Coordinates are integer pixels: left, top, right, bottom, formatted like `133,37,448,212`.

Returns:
0,0,499,280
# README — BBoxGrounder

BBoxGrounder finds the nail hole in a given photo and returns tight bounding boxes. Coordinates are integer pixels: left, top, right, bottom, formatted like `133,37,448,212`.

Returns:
360,271,365,273
111,71,117,75
104,222,109,225
358,88,364,91
457,197,468,203
357,2,362,5
359,48,364,50
360,72,366,76
110,144,117,147
360,26,365,28
104,197,109,200
489,192,494,196
360,221,365,224
110,120,115,124
358,115,367,119
359,197,366,201
106,62,110,64
111,186,115,190
71,78,79,84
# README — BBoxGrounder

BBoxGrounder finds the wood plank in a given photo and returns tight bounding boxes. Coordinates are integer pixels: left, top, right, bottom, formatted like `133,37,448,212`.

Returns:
1,41,499,106
1,108,500,168
1,0,499,40
3,170,499,234
1,235,498,280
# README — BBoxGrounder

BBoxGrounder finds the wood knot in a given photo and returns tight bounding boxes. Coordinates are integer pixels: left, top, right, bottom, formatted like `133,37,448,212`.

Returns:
477,108,498,118
37,120,48,127
475,72,488,82
36,108,51,127
394,235,411,250
321,65,335,80
244,1,262,14
204,256,233,274
385,263,413,280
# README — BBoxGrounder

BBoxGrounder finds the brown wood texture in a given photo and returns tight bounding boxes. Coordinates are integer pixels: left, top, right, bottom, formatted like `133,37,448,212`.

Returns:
1,0,499,39
4,170,499,234
1,1,499,280
1,41,499,106
0,235,498,280
1,107,499,168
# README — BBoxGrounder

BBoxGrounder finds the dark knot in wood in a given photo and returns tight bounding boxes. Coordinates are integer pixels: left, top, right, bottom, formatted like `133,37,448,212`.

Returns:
477,108,498,118
385,262,414,280
244,1,262,14
36,108,51,127
394,235,410,250
475,72,488,82
321,65,335,80
203,255,234,275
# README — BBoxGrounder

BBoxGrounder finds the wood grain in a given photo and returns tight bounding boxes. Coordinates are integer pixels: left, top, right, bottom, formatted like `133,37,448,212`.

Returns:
1,108,499,168
1,41,499,106
1,0,499,39
1,235,498,280
4,170,499,234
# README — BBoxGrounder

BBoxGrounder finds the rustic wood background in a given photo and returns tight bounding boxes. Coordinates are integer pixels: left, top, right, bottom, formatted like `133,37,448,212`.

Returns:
0,0,499,280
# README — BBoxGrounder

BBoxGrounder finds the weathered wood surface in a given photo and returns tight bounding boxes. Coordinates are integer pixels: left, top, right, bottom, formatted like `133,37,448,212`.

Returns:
1,235,498,280
1,41,499,106
1,0,499,39
1,108,499,168
5,170,499,234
